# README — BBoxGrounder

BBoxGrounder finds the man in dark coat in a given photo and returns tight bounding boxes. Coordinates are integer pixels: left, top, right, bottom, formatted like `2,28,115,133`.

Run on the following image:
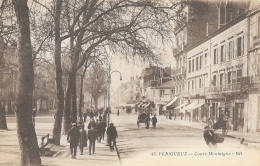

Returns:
100,120,107,140
107,123,118,151
83,111,87,122
203,126,217,150
96,119,103,143
151,115,157,129
67,123,80,158
88,124,97,155
88,119,96,129
79,125,88,155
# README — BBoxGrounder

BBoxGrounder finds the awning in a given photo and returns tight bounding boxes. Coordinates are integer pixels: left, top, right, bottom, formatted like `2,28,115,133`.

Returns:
137,103,143,107
193,103,205,110
175,103,187,109
165,96,178,107
180,102,205,113
144,103,151,107
126,103,135,107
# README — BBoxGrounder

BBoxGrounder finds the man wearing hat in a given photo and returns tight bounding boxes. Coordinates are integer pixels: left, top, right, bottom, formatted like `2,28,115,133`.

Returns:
67,123,80,158
203,126,217,150
106,123,118,151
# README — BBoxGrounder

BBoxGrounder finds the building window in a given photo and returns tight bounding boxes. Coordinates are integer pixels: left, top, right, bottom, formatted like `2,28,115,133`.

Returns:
220,45,225,62
214,48,218,64
205,53,208,67
189,60,191,73
232,71,237,83
228,40,234,59
192,80,194,89
228,71,232,84
237,36,243,57
220,73,224,85
200,55,203,69
192,59,194,72
196,57,199,70
188,81,190,90
212,75,217,86
199,78,202,88
237,69,242,83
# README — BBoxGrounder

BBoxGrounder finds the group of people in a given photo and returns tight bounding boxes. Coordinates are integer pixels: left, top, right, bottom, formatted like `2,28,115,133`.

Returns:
67,118,118,159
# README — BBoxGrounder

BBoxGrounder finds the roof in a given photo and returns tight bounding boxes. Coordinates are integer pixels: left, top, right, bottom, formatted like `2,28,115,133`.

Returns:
154,80,175,89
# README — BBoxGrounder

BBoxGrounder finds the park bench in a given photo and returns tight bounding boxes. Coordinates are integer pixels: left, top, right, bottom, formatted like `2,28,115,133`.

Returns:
39,133,55,156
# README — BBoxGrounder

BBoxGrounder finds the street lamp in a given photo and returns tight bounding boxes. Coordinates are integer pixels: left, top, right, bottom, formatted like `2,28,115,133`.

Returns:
96,65,122,126
106,65,122,126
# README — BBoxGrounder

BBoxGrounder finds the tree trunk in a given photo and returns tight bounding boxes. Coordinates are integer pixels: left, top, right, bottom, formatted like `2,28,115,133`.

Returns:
78,66,87,124
0,104,8,130
52,0,64,145
12,0,41,165
63,72,77,134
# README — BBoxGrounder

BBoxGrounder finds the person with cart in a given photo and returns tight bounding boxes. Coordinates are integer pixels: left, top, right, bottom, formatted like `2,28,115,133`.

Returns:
203,126,218,150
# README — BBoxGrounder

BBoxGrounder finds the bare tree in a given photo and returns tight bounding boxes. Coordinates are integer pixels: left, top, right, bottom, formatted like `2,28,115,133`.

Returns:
85,63,107,111
12,0,41,165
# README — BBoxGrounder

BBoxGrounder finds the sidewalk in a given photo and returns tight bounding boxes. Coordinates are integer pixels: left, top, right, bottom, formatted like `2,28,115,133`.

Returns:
158,116,260,150
0,123,120,166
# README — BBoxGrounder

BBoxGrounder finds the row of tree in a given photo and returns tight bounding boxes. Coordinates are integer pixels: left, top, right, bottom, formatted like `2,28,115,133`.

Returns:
0,0,187,165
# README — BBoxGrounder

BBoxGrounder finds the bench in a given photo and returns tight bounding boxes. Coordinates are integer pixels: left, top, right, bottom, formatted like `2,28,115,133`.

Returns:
39,133,55,156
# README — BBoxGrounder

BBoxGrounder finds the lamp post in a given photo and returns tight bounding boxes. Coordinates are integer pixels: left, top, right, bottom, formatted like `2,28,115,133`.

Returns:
106,65,122,126
96,65,122,126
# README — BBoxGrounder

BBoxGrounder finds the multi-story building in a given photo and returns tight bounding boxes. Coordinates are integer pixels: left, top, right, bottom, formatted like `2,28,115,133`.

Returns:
247,1,260,133
176,0,260,134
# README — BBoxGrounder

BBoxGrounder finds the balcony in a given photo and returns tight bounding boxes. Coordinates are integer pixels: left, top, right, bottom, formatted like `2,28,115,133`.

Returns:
172,67,186,77
205,83,241,93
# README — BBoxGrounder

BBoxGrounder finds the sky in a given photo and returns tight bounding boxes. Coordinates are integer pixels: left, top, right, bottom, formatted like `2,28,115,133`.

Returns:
109,48,176,92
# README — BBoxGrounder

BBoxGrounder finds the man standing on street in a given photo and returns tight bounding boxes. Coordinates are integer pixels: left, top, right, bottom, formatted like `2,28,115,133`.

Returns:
107,123,118,151
88,124,97,155
79,125,88,155
151,115,157,129
67,123,80,159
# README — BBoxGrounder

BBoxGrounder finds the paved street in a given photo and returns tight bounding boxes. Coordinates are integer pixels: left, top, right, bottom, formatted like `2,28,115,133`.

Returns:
1,112,260,166
110,113,260,166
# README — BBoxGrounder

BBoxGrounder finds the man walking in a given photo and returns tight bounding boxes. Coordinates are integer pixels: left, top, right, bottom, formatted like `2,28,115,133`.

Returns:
67,123,80,158
88,124,97,155
79,125,88,155
107,123,118,151
151,115,157,129
96,119,103,143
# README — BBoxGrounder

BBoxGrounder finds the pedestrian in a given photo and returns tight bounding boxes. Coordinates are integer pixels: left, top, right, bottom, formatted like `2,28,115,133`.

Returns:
88,124,97,155
208,118,213,129
88,119,96,129
79,125,88,155
107,123,118,151
165,112,168,120
117,109,119,116
83,111,87,123
32,108,36,126
100,120,107,140
95,119,103,143
89,111,94,120
145,116,151,129
151,115,157,129
203,126,218,150
67,123,80,158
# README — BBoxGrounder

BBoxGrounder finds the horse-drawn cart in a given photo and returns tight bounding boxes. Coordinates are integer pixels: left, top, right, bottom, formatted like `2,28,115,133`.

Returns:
137,113,150,128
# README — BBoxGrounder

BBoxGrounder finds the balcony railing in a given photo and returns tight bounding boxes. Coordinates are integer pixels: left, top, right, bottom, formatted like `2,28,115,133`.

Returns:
172,67,186,77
